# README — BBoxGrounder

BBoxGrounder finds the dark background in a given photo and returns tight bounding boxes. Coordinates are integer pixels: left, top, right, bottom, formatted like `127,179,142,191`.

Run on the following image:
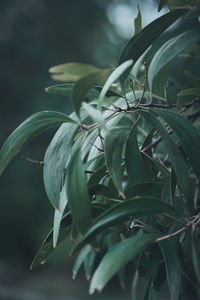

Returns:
0,1,165,299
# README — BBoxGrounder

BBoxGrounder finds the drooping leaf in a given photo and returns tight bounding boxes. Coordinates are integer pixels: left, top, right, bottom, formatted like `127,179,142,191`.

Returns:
98,60,133,109
30,213,72,270
0,111,76,176
153,108,200,183
66,142,92,234
134,4,142,35
49,62,100,82
148,28,200,91
159,240,182,300
104,126,130,197
158,0,170,11
125,122,149,186
70,197,176,255
84,249,96,280
139,111,193,205
118,9,187,87
72,70,109,117
89,230,158,294
53,185,68,248
72,244,92,280
44,122,78,209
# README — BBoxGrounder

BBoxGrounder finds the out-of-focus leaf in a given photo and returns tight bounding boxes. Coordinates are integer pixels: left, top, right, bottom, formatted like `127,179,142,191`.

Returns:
70,197,175,255
134,4,142,35
177,87,200,96
139,111,193,205
153,108,200,183
44,122,78,209
159,240,182,300
118,9,187,87
98,60,133,109
72,244,92,280
49,62,100,82
191,234,200,288
158,0,170,11
89,230,158,294
104,126,130,197
0,111,76,176
168,0,200,10
66,142,92,234
184,71,200,88
125,123,149,186
148,28,200,91
30,213,72,270
72,70,109,117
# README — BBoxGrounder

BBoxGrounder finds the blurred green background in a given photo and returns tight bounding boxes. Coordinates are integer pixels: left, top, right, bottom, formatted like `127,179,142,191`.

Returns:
0,1,168,299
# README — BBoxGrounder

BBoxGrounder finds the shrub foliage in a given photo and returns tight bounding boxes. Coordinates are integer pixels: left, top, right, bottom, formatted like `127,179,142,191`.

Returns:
1,1,200,299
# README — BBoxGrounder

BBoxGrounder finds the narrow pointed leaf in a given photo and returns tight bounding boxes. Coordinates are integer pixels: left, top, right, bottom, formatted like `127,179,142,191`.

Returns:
70,197,176,255
72,244,92,279
30,213,72,270
0,111,76,176
158,0,169,11
44,122,78,209
53,185,68,247
66,142,92,234
153,108,200,182
98,60,133,109
159,240,182,300
139,111,192,204
125,123,149,185
134,4,142,35
72,70,109,117
148,28,200,91
49,62,100,82
89,231,158,294
104,126,130,196
118,9,187,87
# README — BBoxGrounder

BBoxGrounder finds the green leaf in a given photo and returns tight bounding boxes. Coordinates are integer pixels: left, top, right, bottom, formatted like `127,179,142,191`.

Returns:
84,249,96,280
82,102,104,124
168,0,200,10
104,126,130,197
118,9,187,87
134,3,142,35
89,184,117,198
184,71,200,88
148,28,200,91
66,142,92,234
153,108,200,183
98,59,133,109
72,70,109,117
89,230,158,294
49,62,100,82
72,244,92,279
53,185,68,248
125,182,165,198
44,122,78,209
30,213,72,270
70,197,176,255
158,0,170,11
159,240,181,300
177,87,200,96
125,123,149,185
0,111,76,176
139,111,192,205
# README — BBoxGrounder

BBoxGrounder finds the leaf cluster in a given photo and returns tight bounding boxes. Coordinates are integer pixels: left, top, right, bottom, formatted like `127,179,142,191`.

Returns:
1,1,200,299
